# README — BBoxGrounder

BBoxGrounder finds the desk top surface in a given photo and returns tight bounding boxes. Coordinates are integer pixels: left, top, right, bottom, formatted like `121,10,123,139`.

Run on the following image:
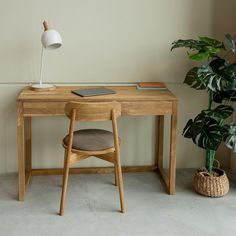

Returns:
17,86,178,102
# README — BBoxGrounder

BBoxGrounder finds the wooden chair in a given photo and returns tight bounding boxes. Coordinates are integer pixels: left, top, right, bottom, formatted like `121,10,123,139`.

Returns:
59,101,125,215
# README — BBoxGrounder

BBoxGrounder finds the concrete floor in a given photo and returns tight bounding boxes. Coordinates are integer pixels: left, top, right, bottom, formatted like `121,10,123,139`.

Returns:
0,170,236,236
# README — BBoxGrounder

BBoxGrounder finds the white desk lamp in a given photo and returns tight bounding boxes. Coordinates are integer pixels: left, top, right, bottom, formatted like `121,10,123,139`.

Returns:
31,20,62,91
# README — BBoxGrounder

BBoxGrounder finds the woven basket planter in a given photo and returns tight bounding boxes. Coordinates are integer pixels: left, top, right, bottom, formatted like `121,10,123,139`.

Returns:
194,168,229,197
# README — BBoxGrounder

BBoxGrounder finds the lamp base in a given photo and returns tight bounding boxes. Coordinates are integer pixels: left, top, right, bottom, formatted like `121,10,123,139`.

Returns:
30,84,56,91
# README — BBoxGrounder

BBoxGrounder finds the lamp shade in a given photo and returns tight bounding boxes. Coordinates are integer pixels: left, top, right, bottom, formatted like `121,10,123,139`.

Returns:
41,29,62,49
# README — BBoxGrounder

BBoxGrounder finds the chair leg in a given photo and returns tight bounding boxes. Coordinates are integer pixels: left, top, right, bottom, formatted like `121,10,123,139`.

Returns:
114,163,118,186
115,152,125,213
59,150,70,216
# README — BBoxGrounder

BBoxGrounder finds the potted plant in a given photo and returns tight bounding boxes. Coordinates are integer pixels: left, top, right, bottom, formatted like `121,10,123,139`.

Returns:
171,34,236,197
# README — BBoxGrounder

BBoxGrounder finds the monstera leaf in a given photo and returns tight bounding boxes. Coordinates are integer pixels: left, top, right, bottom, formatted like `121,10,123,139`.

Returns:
225,34,236,53
182,119,194,138
209,58,228,73
184,67,206,90
184,65,236,92
171,39,204,51
219,63,236,86
213,90,236,103
203,105,234,120
223,123,236,152
199,36,225,51
198,65,235,92
183,112,223,151
171,37,225,61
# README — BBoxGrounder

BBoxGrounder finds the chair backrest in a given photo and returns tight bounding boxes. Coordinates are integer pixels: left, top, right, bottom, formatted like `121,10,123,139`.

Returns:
65,101,121,122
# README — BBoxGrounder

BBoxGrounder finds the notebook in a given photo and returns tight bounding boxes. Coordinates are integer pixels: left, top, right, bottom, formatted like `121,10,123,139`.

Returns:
72,87,116,97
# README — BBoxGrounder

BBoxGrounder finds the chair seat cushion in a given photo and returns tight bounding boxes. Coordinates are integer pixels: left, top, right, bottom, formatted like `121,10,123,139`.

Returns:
63,129,115,151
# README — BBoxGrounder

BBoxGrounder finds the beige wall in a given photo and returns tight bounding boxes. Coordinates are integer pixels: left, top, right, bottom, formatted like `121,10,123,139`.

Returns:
0,0,235,174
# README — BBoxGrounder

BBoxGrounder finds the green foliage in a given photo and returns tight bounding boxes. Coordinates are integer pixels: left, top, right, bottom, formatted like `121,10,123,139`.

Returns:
209,58,227,73
183,112,223,151
198,65,236,92
203,105,234,120
184,63,236,92
223,123,236,152
171,36,225,61
184,67,206,90
225,34,236,53
171,34,236,173
212,90,236,103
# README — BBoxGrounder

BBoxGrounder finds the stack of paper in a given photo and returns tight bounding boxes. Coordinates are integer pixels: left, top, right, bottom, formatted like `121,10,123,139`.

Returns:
136,82,167,90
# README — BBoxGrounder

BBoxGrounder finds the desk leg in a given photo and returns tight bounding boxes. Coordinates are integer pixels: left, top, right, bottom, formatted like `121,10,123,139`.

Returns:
169,101,177,195
17,101,25,201
156,115,169,190
25,117,32,192
157,116,164,169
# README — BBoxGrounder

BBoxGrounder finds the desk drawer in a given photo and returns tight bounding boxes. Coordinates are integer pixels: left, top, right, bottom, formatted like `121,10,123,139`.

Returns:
121,101,173,116
23,102,66,116
23,101,173,117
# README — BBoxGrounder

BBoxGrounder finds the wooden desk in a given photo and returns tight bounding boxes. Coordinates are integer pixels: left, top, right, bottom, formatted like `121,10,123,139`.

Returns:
17,86,178,201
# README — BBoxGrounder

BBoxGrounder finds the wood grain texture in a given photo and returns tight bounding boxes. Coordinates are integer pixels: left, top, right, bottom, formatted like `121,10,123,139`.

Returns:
169,101,178,195
59,108,76,215
157,116,164,168
112,109,125,213
19,86,177,117
65,101,121,121
18,86,177,102
17,85,178,201
24,117,31,173
59,102,125,215
17,101,25,201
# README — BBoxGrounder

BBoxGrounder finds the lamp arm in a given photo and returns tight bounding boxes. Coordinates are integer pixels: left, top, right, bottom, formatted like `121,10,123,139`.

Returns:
39,46,44,86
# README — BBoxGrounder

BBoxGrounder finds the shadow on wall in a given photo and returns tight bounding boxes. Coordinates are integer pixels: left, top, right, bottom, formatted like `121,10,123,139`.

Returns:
213,0,236,40
213,0,236,168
